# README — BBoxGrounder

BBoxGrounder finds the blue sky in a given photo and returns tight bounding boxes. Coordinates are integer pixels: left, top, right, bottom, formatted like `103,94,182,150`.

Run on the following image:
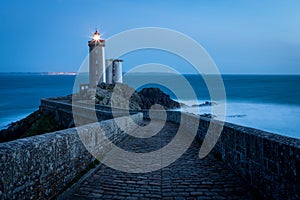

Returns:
0,0,299,74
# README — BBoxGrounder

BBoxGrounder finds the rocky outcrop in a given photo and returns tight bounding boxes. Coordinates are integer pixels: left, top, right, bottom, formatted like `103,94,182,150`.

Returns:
137,88,180,110
94,83,180,110
192,101,217,107
200,113,216,118
0,110,64,143
95,83,142,110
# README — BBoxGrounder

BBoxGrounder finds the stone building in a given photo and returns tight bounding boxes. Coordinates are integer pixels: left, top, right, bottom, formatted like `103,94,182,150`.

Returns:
88,29,123,88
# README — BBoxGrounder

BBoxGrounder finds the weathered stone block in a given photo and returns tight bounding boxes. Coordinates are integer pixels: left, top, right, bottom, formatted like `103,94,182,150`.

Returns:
0,114,143,199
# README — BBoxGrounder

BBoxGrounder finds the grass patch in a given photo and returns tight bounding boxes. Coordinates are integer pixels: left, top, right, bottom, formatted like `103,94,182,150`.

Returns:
22,114,64,138
0,111,66,143
96,94,105,101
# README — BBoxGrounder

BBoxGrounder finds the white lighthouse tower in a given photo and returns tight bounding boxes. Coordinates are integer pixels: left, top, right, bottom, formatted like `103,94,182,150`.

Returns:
87,29,123,90
88,29,106,88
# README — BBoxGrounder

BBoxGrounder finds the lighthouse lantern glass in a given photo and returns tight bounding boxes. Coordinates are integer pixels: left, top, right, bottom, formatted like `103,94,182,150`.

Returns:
93,33,100,41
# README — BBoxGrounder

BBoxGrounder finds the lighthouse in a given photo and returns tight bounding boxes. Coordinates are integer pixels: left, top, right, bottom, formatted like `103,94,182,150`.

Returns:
88,29,123,89
88,29,106,88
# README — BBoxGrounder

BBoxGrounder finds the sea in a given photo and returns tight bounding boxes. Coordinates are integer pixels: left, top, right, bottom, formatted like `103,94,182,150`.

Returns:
1,73,300,139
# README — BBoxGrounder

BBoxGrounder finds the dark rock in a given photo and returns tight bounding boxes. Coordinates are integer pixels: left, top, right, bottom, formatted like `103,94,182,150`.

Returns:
98,82,115,91
94,83,180,110
200,113,216,118
192,101,217,107
0,110,65,143
228,114,247,118
137,88,180,110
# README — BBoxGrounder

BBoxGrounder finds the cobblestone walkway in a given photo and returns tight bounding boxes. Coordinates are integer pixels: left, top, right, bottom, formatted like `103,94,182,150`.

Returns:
64,120,255,199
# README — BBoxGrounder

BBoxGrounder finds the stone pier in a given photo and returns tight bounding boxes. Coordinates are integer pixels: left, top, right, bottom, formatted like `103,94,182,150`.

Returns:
60,120,256,199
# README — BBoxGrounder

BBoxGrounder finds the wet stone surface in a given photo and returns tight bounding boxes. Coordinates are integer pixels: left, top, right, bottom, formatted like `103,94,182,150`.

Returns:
65,120,255,200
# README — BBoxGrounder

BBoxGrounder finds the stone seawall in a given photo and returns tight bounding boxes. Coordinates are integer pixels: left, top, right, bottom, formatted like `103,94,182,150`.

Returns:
149,110,300,200
40,98,140,127
0,114,143,199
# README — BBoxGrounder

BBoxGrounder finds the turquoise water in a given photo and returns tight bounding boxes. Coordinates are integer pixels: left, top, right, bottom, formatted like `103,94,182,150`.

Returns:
0,73,300,139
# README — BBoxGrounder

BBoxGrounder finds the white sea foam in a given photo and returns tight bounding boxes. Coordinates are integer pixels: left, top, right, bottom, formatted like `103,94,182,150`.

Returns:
179,100,300,139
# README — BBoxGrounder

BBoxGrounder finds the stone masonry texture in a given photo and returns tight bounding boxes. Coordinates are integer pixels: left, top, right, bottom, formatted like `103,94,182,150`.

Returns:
1,98,300,199
0,114,143,199
64,120,256,200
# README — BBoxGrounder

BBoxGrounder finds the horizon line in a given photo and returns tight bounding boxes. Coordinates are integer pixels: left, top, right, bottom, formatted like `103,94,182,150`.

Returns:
0,72,300,75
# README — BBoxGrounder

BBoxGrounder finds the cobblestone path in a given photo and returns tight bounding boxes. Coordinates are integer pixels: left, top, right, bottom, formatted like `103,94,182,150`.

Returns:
64,120,255,199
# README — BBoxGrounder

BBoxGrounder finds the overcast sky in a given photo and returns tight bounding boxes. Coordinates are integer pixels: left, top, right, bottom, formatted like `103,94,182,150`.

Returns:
0,0,299,74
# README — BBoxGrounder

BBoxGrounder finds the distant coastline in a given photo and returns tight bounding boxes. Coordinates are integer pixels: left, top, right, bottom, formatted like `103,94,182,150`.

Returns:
1,72,300,76
0,72,77,75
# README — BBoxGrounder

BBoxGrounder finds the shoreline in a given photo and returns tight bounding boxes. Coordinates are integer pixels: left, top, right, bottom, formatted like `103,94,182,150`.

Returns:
0,111,34,130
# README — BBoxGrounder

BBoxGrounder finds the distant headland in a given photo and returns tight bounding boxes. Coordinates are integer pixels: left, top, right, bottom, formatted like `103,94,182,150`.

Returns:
0,72,77,75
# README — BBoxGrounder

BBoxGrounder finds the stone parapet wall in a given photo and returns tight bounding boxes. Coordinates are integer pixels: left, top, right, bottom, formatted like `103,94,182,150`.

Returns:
2,97,299,200
40,98,140,127
0,114,143,199
148,110,300,200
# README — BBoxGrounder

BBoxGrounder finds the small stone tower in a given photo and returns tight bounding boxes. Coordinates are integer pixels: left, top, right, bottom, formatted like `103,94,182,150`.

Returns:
105,59,113,84
112,59,123,83
88,30,106,88
106,59,123,84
